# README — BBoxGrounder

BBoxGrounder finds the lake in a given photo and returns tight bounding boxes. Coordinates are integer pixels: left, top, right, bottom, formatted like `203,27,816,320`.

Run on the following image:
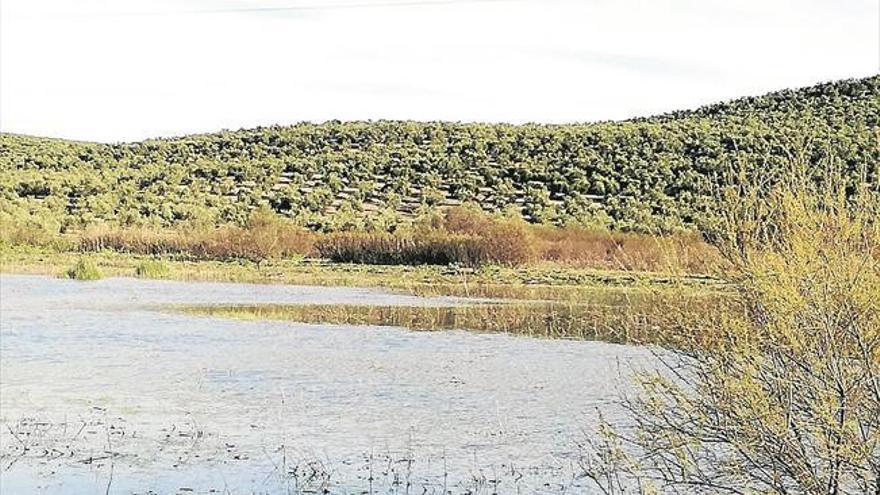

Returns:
0,274,651,494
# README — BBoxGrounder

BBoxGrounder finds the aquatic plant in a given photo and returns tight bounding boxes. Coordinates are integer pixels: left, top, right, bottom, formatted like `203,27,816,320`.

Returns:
65,257,103,281
135,259,169,278
80,207,317,263
181,287,718,344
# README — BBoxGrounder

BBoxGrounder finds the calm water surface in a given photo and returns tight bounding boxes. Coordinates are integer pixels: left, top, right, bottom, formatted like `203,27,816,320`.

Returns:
0,274,651,494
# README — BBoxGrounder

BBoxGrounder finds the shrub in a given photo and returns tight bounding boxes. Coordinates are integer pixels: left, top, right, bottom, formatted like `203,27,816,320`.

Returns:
532,225,717,273
315,232,486,266
65,258,103,280
584,165,880,493
315,208,537,266
0,212,73,251
135,259,169,278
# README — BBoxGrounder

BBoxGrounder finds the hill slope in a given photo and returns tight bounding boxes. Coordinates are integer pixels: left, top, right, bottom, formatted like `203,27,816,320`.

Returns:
1,76,877,233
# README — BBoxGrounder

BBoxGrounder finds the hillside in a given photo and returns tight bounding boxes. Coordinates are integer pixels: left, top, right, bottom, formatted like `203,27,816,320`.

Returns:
1,76,877,234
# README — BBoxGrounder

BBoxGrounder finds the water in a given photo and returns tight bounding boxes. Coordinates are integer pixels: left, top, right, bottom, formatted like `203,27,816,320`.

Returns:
0,274,652,494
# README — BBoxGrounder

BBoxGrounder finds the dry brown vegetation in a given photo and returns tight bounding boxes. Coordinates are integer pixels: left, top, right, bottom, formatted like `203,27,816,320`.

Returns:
530,225,715,273
79,207,317,263
14,205,721,272
316,206,717,271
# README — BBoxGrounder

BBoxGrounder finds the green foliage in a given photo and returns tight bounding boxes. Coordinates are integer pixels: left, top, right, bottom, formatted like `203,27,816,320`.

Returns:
584,164,880,494
65,257,103,280
1,76,876,234
135,259,169,278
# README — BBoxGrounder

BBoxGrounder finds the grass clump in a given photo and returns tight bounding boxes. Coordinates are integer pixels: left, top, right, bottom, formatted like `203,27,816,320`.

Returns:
65,257,103,280
135,259,169,278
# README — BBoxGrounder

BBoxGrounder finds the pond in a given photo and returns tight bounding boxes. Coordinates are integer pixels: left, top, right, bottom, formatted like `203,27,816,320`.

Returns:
0,274,652,494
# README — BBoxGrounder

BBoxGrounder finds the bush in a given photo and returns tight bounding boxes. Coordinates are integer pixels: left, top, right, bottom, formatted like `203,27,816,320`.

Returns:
0,212,73,251
316,208,537,266
314,231,481,266
584,165,880,493
532,225,717,273
135,259,169,278
65,258,103,280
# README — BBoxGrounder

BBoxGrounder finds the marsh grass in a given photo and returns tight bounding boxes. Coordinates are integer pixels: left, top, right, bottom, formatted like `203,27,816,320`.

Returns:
315,206,719,271
65,257,103,281
54,205,721,273
135,259,169,278
181,289,719,344
3,247,722,300
80,207,317,263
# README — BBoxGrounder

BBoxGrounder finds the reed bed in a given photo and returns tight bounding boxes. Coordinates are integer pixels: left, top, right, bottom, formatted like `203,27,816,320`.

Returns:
59,206,721,273
79,209,317,263
531,225,716,273
182,290,722,345
316,207,718,271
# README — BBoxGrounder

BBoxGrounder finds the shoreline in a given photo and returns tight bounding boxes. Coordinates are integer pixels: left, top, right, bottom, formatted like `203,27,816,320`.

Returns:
0,247,725,301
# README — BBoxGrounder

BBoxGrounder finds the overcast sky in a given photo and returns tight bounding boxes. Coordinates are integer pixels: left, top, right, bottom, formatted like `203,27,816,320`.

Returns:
1,0,877,143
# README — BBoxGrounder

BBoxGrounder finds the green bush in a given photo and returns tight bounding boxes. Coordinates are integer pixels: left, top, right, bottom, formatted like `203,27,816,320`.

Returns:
135,259,169,278
65,258,103,281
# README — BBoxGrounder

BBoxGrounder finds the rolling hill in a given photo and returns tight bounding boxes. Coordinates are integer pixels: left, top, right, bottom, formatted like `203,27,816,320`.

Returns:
1,75,877,234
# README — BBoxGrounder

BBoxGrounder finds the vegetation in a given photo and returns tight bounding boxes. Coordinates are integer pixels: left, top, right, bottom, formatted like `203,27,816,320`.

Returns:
4,200,716,272
0,55,875,494
1,77,876,236
1,246,722,301
134,259,169,278
584,167,880,493
77,206,316,264
182,288,716,343
64,257,103,281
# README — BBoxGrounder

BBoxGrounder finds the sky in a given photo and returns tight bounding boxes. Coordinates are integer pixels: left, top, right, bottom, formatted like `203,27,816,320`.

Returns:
1,0,878,143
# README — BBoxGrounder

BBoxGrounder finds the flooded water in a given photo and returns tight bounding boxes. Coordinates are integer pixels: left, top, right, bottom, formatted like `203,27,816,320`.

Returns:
0,274,652,494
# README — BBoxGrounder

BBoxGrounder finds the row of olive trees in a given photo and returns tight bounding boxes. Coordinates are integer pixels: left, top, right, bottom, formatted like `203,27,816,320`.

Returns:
2,76,876,233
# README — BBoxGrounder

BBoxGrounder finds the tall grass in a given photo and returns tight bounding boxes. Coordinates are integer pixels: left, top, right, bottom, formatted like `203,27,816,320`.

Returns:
65,257,103,280
531,225,715,273
317,206,716,270
135,259,170,278
14,204,718,272
80,208,316,263
183,290,717,344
